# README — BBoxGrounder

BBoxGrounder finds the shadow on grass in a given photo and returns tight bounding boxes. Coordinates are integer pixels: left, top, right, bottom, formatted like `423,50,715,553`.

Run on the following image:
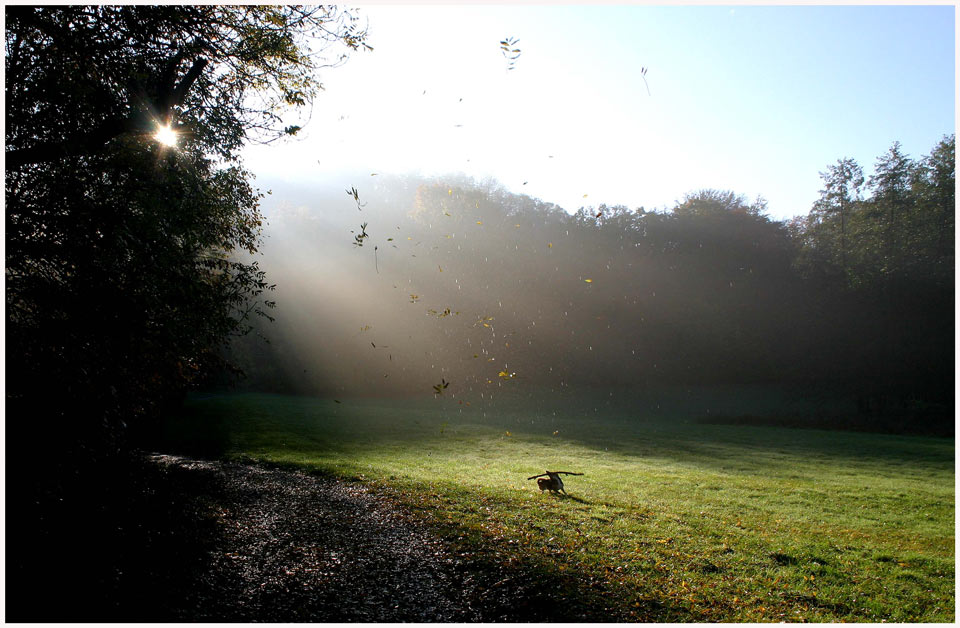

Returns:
559,493,591,505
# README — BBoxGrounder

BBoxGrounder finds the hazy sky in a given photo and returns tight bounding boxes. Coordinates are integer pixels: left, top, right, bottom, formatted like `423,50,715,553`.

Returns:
242,3,955,221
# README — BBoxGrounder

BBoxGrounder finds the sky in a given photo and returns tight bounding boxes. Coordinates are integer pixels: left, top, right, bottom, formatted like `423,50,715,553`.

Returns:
242,3,956,222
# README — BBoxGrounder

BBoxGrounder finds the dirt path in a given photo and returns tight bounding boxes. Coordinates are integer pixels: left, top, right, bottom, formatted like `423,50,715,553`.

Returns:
149,454,485,621
7,453,626,622
138,455,614,622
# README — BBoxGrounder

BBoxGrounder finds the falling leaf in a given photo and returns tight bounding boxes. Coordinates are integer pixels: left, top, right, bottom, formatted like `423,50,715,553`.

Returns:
504,431,512,437
448,189,453,196
584,278,593,283
387,237,393,241
476,221,483,225
640,66,651,96
334,400,342,404
410,294,420,303
547,242,553,248
433,378,450,395
346,186,366,210
438,265,443,272
553,430,559,436
370,173,378,176
353,222,369,247
500,36,521,70
583,193,589,198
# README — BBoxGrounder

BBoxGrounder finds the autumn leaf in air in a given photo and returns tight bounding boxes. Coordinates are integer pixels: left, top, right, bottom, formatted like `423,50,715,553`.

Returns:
500,36,521,70
433,378,450,396
346,186,366,210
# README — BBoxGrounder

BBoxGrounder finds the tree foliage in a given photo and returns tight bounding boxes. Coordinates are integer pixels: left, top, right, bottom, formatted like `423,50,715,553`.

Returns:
236,137,952,434
5,5,370,452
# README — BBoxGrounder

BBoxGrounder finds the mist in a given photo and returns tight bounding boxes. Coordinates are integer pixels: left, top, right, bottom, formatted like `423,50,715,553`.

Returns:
222,162,952,434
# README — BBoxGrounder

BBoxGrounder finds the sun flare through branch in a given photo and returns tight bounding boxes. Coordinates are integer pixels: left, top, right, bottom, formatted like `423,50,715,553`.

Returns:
154,124,178,148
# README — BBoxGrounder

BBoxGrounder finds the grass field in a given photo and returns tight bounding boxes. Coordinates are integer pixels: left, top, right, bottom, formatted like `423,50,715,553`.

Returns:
162,391,954,622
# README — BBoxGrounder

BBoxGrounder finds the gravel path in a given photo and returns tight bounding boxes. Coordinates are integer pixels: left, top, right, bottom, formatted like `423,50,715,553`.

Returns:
7,453,622,622
150,454,484,621
140,455,612,622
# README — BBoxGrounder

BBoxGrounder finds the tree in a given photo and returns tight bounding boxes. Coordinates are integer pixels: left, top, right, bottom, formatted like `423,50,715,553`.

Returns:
866,141,915,274
812,158,864,277
5,6,371,167
6,6,371,620
6,6,369,448
910,134,955,286
5,3,373,488
790,138,953,431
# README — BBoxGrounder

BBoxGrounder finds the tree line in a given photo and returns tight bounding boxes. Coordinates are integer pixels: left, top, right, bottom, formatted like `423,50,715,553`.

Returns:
227,135,951,435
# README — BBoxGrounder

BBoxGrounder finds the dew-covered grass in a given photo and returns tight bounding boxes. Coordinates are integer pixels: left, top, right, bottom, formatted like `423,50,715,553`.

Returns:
162,392,954,622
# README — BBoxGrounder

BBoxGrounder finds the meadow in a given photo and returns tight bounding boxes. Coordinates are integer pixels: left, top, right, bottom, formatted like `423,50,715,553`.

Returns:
162,391,955,622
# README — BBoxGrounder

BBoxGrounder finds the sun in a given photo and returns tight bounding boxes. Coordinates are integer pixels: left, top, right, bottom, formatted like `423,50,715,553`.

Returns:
154,124,178,148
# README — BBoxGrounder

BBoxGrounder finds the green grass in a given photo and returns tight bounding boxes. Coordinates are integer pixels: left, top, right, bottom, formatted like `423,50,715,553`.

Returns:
162,392,955,622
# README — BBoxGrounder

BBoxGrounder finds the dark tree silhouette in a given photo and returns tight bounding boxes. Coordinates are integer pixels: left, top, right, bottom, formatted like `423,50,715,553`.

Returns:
5,6,369,621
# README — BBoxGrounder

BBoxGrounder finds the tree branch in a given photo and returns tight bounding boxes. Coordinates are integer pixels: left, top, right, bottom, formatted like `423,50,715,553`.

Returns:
6,56,208,169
